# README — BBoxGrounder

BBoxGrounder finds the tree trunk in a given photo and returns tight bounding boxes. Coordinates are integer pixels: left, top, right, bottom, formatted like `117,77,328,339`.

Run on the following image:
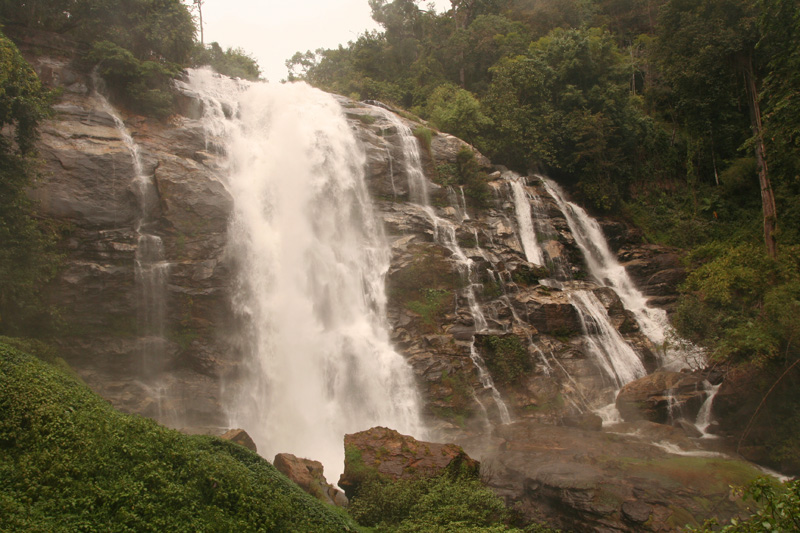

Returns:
743,53,778,259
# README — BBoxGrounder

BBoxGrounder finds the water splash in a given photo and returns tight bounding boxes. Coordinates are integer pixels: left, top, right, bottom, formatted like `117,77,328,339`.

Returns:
185,68,423,480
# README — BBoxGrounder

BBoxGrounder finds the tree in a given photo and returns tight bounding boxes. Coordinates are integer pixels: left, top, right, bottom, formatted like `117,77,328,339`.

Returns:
485,27,648,210
426,83,492,144
656,0,778,258
0,31,59,335
758,0,800,244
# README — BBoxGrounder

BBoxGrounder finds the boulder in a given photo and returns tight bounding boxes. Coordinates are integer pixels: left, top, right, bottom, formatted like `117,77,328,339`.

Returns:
220,428,257,452
338,427,478,498
273,453,348,507
616,371,707,424
561,413,603,431
483,420,762,532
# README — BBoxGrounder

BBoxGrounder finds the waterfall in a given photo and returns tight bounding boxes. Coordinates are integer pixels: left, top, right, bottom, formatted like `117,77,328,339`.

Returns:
507,173,545,265
541,177,701,369
185,68,423,480
376,108,512,423
695,381,721,437
94,78,172,418
571,290,647,388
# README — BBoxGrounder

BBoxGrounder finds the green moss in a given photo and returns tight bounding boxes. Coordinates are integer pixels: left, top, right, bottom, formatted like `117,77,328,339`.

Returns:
478,335,533,386
413,126,433,151
406,288,453,331
0,341,358,531
345,112,377,125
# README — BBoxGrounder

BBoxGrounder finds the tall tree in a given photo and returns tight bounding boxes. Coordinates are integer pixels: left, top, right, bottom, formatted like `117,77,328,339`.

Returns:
657,0,778,257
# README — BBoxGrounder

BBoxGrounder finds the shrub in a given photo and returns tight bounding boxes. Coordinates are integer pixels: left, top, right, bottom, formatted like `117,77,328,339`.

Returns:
0,341,359,531
689,478,800,532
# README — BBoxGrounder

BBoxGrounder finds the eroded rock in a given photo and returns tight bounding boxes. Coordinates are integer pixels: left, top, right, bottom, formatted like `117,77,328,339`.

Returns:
338,427,478,498
274,453,348,507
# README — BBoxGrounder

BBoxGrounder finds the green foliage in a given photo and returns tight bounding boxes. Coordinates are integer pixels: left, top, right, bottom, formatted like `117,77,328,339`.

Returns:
1,0,196,118
192,42,261,81
0,341,359,531
0,0,195,64
425,83,492,144
674,243,800,364
484,27,648,210
89,40,181,119
406,288,453,331
0,31,60,336
479,334,532,386
412,125,433,150
688,478,800,532
348,472,542,532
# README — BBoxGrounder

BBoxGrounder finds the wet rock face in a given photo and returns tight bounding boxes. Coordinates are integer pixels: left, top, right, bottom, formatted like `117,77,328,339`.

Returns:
482,420,761,532
23,48,235,428
616,371,708,424
338,427,478,499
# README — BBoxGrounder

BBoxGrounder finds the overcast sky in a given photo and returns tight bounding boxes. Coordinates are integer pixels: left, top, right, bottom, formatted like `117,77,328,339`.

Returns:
186,0,453,83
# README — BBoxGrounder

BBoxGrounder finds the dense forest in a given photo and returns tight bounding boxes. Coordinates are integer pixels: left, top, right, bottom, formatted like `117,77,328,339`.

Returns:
1,0,799,530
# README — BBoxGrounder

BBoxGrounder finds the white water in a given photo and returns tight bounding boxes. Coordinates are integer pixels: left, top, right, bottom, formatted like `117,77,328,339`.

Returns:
571,290,647,388
94,78,172,417
541,178,702,370
507,173,545,265
376,108,512,423
695,381,722,437
185,69,423,480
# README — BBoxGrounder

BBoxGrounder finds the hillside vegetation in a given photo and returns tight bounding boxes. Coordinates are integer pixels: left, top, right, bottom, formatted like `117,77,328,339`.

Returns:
0,338,360,531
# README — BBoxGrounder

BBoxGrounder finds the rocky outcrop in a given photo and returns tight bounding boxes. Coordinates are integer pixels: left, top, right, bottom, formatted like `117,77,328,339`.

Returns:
482,420,762,532
274,453,348,507
220,428,257,452
338,427,478,498
616,371,708,424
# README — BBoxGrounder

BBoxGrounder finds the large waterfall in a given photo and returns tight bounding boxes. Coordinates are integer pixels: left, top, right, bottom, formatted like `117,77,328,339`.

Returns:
185,69,423,480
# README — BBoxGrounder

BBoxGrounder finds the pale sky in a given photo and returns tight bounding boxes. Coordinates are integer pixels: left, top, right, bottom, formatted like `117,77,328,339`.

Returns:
186,0,453,83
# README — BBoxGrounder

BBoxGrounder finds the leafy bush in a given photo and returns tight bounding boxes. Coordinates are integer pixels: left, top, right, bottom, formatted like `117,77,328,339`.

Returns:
674,243,800,364
413,125,433,151
192,42,261,81
89,40,182,119
689,478,800,532
0,31,61,336
348,472,546,532
0,341,359,531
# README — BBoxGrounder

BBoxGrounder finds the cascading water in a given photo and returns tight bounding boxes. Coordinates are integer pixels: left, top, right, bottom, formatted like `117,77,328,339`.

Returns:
541,177,702,370
185,69,423,480
94,77,172,419
507,173,545,265
695,381,721,437
570,290,647,388
376,108,511,423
